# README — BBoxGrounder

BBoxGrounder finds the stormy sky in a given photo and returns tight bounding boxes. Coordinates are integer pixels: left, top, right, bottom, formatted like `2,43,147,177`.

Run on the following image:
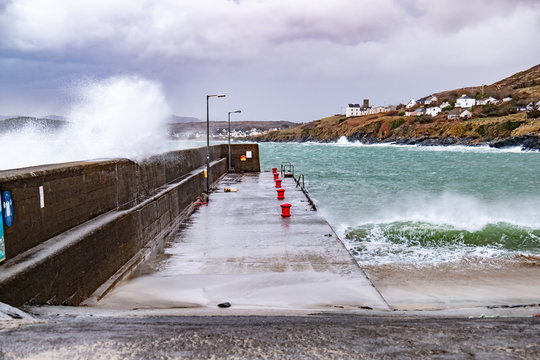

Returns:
0,0,539,123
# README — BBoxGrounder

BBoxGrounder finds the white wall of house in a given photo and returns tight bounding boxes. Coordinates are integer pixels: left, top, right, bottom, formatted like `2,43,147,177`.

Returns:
405,109,426,117
459,110,472,119
440,101,452,109
477,97,499,105
455,95,476,108
346,105,361,117
426,106,441,117
424,96,438,105
406,99,417,108
346,104,389,117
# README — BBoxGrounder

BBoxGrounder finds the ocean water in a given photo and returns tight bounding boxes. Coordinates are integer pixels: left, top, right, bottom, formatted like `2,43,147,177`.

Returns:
2,75,538,270
259,139,540,266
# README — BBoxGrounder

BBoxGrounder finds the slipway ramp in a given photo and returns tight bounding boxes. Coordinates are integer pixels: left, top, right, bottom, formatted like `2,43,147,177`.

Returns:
94,172,390,312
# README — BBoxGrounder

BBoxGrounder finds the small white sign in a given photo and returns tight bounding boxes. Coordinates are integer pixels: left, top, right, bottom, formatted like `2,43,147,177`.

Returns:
246,151,252,159
39,186,45,208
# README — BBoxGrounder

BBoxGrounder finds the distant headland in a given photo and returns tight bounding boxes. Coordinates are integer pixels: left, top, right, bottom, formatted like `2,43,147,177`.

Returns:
251,64,540,150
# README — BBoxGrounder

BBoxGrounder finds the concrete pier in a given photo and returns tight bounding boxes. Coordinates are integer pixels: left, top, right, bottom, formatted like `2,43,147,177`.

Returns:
95,172,390,312
0,144,259,306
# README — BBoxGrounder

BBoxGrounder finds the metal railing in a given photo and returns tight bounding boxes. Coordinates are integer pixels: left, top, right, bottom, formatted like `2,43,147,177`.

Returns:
279,162,316,211
280,162,294,178
295,174,305,189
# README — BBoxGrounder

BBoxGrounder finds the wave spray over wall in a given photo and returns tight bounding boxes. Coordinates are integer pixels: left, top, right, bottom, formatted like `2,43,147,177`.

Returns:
0,75,171,170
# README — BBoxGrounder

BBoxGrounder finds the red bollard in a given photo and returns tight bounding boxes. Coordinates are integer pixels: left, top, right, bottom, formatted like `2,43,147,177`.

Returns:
272,167,277,174
273,172,279,180
276,188,285,200
280,203,291,217
275,179,282,188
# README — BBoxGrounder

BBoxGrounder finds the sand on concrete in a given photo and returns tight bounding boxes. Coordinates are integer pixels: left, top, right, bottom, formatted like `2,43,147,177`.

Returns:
363,255,540,310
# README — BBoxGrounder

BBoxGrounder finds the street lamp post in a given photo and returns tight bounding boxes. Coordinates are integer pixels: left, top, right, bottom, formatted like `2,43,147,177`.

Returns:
227,110,241,172
206,94,226,192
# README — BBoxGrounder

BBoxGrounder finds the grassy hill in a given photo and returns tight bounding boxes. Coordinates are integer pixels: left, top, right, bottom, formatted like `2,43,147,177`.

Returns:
431,64,540,105
252,64,540,150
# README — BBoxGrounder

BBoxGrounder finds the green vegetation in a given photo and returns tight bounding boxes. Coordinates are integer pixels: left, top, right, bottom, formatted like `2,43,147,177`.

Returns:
391,119,405,129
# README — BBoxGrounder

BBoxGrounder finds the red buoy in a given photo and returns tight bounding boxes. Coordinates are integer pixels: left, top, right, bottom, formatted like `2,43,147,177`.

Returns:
280,203,291,217
276,188,285,200
273,172,279,180
275,179,282,188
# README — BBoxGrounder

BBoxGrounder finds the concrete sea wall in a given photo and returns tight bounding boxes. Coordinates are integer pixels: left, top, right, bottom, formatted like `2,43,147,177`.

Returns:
0,144,260,306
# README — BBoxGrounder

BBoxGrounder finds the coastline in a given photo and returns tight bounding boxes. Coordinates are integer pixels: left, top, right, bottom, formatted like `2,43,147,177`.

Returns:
253,133,540,151
250,113,540,151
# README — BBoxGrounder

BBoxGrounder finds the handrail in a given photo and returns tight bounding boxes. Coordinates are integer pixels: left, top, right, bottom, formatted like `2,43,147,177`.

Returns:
280,162,316,210
296,174,304,189
293,173,316,211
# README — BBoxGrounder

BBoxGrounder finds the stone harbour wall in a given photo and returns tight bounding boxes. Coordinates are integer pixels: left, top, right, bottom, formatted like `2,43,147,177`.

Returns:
0,144,259,306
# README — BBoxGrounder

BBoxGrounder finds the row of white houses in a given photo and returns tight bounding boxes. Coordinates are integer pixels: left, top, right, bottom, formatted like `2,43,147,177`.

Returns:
347,96,539,120
346,99,393,117
405,94,540,118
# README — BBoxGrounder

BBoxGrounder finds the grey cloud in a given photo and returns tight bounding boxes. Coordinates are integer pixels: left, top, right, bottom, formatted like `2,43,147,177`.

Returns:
0,0,407,61
0,0,538,122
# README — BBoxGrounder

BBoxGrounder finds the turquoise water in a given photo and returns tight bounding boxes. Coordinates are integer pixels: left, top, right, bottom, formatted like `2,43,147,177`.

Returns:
259,141,540,265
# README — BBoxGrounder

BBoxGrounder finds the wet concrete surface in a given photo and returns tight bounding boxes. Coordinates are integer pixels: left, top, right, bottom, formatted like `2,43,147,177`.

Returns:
2,172,540,358
94,172,389,311
1,312,539,359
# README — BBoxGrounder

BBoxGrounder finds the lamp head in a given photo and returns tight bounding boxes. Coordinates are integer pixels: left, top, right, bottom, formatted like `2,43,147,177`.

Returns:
217,94,226,98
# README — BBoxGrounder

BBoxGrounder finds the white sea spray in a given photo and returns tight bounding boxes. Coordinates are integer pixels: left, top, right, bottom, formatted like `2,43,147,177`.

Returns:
0,75,172,170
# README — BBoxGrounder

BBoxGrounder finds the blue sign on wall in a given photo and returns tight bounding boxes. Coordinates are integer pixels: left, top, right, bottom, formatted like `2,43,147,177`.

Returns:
0,204,5,263
2,191,13,227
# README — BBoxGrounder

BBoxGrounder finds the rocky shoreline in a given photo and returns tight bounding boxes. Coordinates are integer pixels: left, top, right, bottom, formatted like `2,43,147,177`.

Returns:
256,133,540,151
348,133,540,151
251,114,540,151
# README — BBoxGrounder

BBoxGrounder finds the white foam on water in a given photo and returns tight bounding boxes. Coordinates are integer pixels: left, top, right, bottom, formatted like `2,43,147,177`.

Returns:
326,192,540,266
360,193,540,232
0,75,171,170
341,223,510,266
330,136,528,153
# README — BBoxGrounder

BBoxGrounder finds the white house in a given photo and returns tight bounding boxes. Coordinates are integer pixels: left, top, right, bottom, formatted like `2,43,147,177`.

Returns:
346,103,389,117
406,99,417,109
424,95,438,105
502,97,512,103
440,101,452,109
448,109,472,120
346,104,362,117
405,108,426,117
455,95,476,108
476,96,499,105
426,106,442,117
536,100,540,109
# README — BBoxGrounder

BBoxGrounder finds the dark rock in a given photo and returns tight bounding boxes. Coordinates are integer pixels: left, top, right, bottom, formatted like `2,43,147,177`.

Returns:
489,135,540,150
217,302,231,308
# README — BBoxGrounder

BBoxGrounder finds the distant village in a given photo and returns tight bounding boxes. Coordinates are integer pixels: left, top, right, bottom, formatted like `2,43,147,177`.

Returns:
347,95,540,120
